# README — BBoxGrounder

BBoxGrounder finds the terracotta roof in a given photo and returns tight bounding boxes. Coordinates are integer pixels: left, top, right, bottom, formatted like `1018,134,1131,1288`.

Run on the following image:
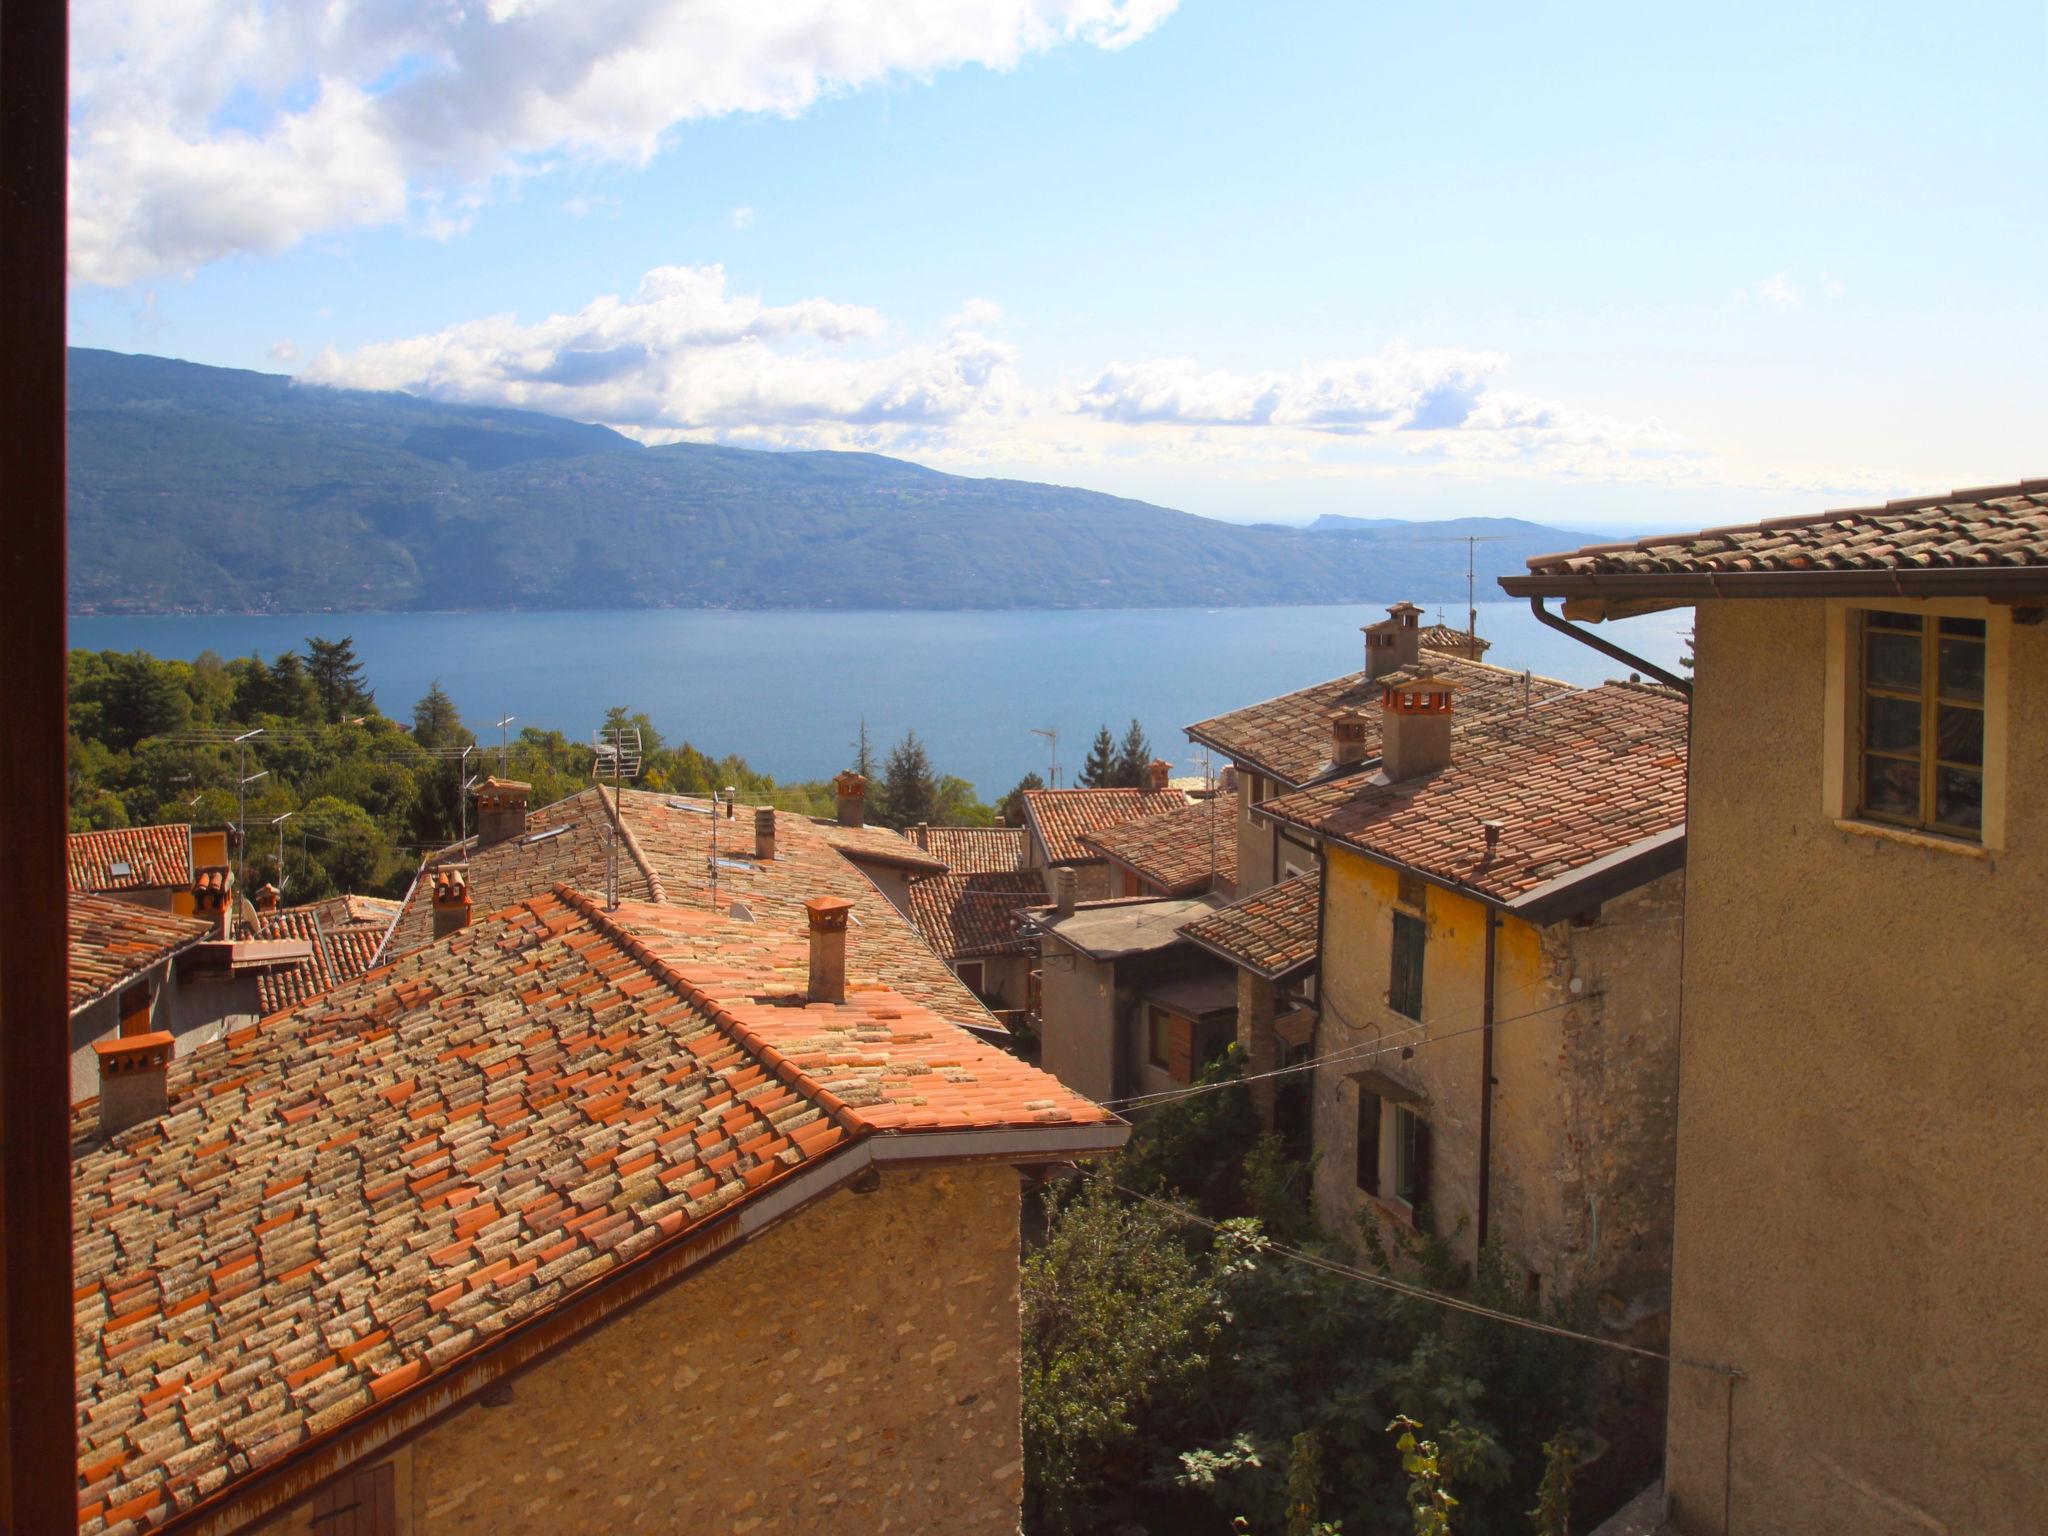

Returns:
1020,788,1188,866
1515,481,2048,581
1420,624,1489,655
1260,683,1687,910
1078,798,1236,896
71,887,1118,1531
807,819,950,875
907,873,1047,959
1179,872,1321,979
68,895,214,1013
68,826,194,893
915,826,1030,874
291,894,401,932
253,910,388,1016
1186,656,1574,789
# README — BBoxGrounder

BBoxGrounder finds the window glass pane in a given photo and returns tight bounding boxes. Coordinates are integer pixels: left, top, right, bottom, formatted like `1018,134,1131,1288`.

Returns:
1938,616,1986,638
1864,630,1923,690
1937,637,1985,701
1862,756,1919,819
1936,705,1983,766
1864,694,1921,753
1935,768,1983,833
1393,1108,1416,1204
1865,611,1923,633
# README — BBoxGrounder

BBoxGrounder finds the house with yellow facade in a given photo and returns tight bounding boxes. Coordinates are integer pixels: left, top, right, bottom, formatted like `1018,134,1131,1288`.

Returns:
1505,481,2048,1536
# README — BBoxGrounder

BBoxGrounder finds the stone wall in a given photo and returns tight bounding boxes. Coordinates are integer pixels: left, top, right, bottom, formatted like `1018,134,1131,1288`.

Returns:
254,1163,1025,1535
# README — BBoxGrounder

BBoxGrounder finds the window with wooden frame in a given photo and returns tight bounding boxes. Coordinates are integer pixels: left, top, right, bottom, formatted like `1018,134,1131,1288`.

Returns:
1147,1006,1173,1070
119,983,154,1038
1355,1090,1381,1194
955,959,985,996
1389,911,1425,1020
310,1463,397,1535
1858,611,1986,840
1392,1105,1431,1222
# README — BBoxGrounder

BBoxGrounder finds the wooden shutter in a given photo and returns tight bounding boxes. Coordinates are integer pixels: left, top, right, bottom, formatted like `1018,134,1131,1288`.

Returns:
1390,913,1425,1020
1167,1015,1196,1084
1410,1116,1433,1235
310,1463,396,1535
119,984,153,1038
1355,1091,1381,1194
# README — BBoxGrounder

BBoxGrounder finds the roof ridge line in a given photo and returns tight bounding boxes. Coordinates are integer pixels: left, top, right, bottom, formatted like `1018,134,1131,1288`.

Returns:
607,788,667,904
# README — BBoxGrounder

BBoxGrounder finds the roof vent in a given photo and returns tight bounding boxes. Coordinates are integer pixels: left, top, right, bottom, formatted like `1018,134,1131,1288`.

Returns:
94,1032,174,1137
805,896,854,1004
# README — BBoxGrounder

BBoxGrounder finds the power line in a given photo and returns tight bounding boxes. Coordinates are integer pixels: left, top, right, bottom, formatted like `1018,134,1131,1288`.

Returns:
1099,1179,1740,1378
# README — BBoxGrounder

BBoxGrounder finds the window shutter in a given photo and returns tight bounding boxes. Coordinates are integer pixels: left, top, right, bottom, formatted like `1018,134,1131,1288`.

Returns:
310,1463,396,1535
1411,1117,1433,1235
1168,1016,1196,1084
1390,913,1426,1020
119,984,153,1039
1355,1092,1381,1195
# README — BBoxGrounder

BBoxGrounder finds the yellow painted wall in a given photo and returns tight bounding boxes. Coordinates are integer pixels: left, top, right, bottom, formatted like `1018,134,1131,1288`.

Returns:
254,1164,1025,1535
1664,597,2048,1536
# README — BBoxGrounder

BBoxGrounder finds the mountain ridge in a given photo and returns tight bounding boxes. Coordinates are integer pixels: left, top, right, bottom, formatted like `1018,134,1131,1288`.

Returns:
67,348,1589,615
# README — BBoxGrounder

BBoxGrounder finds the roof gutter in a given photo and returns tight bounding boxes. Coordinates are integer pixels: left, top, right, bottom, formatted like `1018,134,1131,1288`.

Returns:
1505,825,1689,926
1525,596,1691,695
1501,566,2048,602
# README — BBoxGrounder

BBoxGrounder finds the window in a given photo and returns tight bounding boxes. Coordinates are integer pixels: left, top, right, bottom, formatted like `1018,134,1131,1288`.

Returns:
119,984,154,1038
310,1462,397,1534
1859,611,1986,839
1389,911,1425,1020
1355,1090,1381,1194
955,960,985,996
1392,1105,1431,1220
1147,1006,1174,1070
1120,869,1144,898
1355,1088,1432,1231
1147,1006,1198,1082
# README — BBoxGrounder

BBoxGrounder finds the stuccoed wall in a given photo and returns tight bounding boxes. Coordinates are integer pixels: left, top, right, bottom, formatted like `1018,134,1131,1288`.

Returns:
1665,597,2048,1536
1038,945,1118,1105
255,1163,1025,1535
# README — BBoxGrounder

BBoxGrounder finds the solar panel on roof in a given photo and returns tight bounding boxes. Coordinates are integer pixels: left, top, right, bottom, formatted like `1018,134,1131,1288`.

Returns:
709,858,752,874
107,860,133,879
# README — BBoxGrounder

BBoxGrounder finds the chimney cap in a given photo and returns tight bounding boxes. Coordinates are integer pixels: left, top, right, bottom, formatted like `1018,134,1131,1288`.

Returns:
1387,600,1426,617
432,866,471,903
805,896,855,932
472,774,531,795
93,1030,174,1067
833,771,866,795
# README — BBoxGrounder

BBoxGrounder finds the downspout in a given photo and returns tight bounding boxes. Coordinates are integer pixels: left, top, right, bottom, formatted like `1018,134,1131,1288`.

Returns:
1477,908,1497,1250
1527,596,1692,696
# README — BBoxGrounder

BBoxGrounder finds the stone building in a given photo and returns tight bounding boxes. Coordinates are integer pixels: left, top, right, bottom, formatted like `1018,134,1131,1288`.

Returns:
1258,679,1688,1313
906,870,1045,1019
1507,481,2048,1536
1078,794,1237,899
1018,780,1189,901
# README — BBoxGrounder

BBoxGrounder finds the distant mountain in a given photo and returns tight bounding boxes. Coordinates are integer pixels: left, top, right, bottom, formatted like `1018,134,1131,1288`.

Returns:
67,349,1590,615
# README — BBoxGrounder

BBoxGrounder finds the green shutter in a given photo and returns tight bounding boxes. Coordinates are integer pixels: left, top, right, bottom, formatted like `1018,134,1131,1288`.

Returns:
1390,912,1426,1019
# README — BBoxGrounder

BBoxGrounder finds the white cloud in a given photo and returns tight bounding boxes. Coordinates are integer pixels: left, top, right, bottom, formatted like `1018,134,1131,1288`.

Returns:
269,338,298,362
1733,269,1845,308
945,298,1006,332
727,204,756,231
69,0,1180,286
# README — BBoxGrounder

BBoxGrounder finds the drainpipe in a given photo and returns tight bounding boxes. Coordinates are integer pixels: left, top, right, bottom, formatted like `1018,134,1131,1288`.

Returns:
1477,908,1498,1250
1527,596,1691,696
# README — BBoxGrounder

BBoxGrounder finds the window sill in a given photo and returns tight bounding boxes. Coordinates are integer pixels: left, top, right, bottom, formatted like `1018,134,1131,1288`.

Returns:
1361,1193,1419,1231
1832,818,1992,860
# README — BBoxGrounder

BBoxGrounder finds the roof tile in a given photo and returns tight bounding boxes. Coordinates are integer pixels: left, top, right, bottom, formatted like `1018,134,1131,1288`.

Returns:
68,895,214,1014
1020,788,1188,866
1179,872,1321,978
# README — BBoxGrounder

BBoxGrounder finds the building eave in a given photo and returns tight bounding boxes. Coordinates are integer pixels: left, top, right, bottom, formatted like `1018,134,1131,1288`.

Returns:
1500,565,2048,604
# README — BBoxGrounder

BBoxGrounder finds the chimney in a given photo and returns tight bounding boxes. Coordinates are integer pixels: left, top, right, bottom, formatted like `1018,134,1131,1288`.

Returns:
915,822,929,850
1330,710,1371,768
833,772,868,829
193,869,233,940
1379,676,1457,781
754,807,777,861
94,1032,174,1137
1054,867,1077,918
805,896,854,1003
432,866,472,938
1363,601,1425,679
254,882,281,915
1148,759,1173,792
472,776,532,849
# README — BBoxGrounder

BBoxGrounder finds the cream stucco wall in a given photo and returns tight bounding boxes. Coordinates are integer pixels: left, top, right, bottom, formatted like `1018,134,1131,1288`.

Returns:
254,1164,1025,1536
1311,846,1681,1305
1663,597,2048,1536
1037,943,1119,1106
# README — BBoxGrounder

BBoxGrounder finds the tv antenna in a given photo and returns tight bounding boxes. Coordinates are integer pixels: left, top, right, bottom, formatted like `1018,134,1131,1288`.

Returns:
591,722,644,910
269,811,295,896
233,728,264,894
1423,534,1504,648
1030,726,1060,788
457,744,477,848
494,715,517,775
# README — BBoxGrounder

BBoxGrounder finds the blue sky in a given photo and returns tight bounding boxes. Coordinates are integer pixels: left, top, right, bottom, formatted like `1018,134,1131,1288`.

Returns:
67,0,2048,530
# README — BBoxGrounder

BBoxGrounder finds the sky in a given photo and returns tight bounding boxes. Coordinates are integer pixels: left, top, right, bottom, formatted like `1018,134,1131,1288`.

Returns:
65,0,2048,531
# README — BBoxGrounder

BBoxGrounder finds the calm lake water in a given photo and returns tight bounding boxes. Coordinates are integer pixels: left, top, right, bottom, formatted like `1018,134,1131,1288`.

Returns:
68,603,1692,799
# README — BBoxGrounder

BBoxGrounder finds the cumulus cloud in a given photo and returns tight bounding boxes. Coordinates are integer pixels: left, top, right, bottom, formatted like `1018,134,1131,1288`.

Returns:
727,204,756,231
1733,269,1844,308
69,0,1181,286
1061,345,1509,431
301,263,1025,446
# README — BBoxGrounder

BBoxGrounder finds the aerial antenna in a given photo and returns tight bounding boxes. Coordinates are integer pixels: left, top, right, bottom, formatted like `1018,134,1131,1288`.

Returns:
457,743,477,849
233,728,264,895
1030,726,1060,788
494,715,517,775
591,721,644,910
269,811,295,897
1422,533,1504,649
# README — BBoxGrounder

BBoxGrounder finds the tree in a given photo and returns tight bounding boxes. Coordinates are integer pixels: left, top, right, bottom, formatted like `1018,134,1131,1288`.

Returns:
998,772,1045,826
878,730,937,827
412,681,469,752
305,636,374,721
1112,718,1154,788
101,652,191,751
851,719,877,780
1077,725,1118,788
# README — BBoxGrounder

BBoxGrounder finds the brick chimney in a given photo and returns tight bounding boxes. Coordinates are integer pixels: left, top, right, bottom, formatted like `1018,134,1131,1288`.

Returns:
254,882,281,915
472,776,531,850
1054,867,1077,918
834,772,867,829
754,807,777,860
432,866,472,938
1380,676,1457,780
192,869,233,940
914,822,930,850
805,896,854,1003
1331,710,1371,768
1363,601,1425,679
94,1032,174,1136
1148,759,1173,792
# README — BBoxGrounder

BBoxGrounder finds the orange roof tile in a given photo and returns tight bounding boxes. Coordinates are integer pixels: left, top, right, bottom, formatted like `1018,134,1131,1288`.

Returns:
1419,623,1489,655
1078,797,1236,896
68,894,214,1013
1020,788,1188,866
70,887,1119,1526
1186,656,1574,790
915,826,1029,873
907,872,1047,959
253,909,389,1016
806,819,949,874
1179,872,1320,979
67,825,195,893
1260,683,1687,910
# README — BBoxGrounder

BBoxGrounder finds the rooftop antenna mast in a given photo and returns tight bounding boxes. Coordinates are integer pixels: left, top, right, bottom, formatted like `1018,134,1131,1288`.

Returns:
1422,533,1504,649
269,811,295,898
457,743,477,848
1031,726,1060,789
591,722,644,911
233,727,265,898
494,715,517,776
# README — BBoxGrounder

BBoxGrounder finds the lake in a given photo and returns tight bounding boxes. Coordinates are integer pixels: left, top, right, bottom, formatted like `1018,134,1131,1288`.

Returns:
68,603,1693,799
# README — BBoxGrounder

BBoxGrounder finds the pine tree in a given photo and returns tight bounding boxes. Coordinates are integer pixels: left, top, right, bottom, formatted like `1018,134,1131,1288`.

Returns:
305,635,374,721
852,719,877,780
998,772,1044,826
412,681,468,752
1111,718,1152,788
879,730,938,827
1077,725,1117,788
